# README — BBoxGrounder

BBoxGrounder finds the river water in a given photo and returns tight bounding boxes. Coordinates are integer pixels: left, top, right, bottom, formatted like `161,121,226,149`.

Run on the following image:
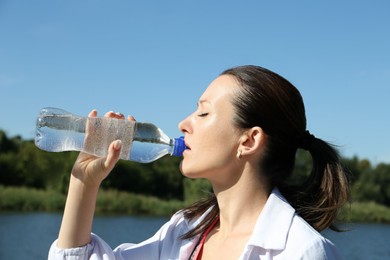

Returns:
0,212,389,259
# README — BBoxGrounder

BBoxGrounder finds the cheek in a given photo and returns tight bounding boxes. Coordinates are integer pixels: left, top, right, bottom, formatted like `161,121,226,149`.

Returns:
180,138,236,178
180,117,239,178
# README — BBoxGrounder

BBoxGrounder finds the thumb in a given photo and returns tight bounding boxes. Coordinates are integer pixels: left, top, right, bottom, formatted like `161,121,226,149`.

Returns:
103,140,122,172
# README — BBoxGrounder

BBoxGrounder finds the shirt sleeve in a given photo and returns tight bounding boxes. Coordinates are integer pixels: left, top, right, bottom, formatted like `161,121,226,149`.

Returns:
48,232,168,260
48,233,116,260
47,211,192,260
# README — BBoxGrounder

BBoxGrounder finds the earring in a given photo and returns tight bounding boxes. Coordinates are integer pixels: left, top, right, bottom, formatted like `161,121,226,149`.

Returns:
236,150,242,159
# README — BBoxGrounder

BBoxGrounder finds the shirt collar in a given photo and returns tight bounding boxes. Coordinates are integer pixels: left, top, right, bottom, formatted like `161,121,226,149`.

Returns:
247,188,295,250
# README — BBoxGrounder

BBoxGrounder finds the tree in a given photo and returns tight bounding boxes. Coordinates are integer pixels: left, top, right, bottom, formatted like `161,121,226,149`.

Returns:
0,130,20,153
342,156,372,184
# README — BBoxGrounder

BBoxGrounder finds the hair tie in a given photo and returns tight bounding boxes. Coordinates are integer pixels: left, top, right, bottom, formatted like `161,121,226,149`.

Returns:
299,130,315,150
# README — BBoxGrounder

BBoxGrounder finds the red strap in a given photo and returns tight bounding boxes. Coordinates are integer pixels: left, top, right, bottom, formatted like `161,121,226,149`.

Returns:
191,216,220,260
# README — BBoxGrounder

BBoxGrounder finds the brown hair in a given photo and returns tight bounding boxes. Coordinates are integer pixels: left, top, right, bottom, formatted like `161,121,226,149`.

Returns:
181,65,350,239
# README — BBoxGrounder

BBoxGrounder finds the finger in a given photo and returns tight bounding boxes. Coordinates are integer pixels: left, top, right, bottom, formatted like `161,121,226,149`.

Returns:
85,110,98,141
88,109,97,118
115,112,125,119
127,115,136,121
104,111,125,119
103,140,122,172
104,111,114,117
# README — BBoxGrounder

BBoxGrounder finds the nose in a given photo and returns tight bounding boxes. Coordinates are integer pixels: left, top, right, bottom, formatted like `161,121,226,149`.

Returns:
178,115,191,134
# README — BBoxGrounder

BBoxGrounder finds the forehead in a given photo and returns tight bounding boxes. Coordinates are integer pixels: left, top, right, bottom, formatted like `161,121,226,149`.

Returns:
199,75,238,104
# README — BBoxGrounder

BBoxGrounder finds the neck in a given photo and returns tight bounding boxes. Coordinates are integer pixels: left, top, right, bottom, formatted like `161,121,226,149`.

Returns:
212,164,271,236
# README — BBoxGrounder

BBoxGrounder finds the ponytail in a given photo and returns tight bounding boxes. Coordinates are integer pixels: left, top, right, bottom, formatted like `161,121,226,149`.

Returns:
279,133,351,232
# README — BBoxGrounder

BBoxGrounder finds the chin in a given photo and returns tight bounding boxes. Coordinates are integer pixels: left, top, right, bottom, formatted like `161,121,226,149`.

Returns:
179,160,204,179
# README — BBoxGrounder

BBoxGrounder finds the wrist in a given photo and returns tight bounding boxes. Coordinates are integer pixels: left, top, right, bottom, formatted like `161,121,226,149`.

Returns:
68,174,100,196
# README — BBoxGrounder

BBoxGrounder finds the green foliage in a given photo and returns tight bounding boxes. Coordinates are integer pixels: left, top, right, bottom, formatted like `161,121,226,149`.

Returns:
351,162,390,206
183,178,212,203
339,201,390,223
101,156,185,200
0,130,21,152
342,156,373,183
96,189,184,216
289,149,312,185
0,186,65,211
1,130,390,221
0,186,183,216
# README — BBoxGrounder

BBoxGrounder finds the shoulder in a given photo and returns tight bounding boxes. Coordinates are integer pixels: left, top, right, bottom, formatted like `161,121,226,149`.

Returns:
252,188,342,259
285,215,342,259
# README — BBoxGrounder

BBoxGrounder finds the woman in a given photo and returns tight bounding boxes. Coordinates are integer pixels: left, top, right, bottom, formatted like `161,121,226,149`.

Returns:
49,65,350,259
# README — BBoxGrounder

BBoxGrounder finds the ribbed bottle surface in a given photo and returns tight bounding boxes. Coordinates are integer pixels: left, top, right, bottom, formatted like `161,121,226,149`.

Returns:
35,107,185,163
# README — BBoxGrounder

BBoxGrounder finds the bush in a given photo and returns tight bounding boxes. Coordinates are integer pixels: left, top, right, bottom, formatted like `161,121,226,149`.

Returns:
339,201,390,223
0,186,185,216
0,186,65,211
95,189,185,216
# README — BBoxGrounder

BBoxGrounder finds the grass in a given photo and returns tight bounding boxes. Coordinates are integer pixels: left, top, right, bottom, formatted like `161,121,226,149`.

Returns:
0,186,184,216
0,186,65,212
339,201,390,223
95,189,185,216
1,186,390,224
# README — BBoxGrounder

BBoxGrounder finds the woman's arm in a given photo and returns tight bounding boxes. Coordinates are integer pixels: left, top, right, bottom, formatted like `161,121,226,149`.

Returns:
56,110,125,248
57,174,104,248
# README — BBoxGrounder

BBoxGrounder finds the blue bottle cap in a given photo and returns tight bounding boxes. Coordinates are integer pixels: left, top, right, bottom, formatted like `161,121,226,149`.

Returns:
173,136,186,157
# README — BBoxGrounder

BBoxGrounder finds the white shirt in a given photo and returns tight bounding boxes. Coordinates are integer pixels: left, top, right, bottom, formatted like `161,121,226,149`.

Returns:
48,188,342,259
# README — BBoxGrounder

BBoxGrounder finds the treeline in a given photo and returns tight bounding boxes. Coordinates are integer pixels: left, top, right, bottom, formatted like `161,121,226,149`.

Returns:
1,130,390,212
0,130,210,204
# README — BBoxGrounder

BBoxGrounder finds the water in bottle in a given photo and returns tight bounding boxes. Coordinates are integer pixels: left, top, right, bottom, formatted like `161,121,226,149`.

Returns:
35,107,186,163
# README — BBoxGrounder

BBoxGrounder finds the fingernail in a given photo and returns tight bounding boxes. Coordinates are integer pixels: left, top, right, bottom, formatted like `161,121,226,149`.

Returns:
114,140,122,150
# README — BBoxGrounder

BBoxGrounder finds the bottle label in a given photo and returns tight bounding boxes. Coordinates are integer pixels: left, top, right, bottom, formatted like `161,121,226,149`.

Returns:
84,117,135,160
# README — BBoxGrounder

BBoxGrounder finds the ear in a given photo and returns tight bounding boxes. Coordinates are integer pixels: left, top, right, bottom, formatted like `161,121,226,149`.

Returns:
238,126,265,156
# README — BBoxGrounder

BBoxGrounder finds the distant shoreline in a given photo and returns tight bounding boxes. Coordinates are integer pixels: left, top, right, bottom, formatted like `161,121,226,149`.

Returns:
1,186,390,224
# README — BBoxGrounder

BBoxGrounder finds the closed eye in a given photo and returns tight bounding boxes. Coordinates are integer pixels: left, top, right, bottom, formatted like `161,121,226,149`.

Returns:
198,113,208,117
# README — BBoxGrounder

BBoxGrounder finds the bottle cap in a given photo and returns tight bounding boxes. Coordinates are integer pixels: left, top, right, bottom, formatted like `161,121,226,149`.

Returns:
172,136,186,156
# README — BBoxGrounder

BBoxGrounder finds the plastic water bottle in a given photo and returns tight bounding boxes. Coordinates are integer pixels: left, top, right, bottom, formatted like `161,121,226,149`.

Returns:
35,107,186,163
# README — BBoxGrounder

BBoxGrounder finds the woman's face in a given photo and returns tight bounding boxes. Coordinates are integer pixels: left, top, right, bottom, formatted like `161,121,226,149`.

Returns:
178,75,243,181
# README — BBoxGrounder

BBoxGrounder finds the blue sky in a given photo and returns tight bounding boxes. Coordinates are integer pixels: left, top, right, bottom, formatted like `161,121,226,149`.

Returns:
0,0,389,164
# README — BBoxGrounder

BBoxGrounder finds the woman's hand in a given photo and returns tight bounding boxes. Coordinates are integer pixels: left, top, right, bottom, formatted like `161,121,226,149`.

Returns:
71,110,121,187
70,110,135,187
57,109,135,248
